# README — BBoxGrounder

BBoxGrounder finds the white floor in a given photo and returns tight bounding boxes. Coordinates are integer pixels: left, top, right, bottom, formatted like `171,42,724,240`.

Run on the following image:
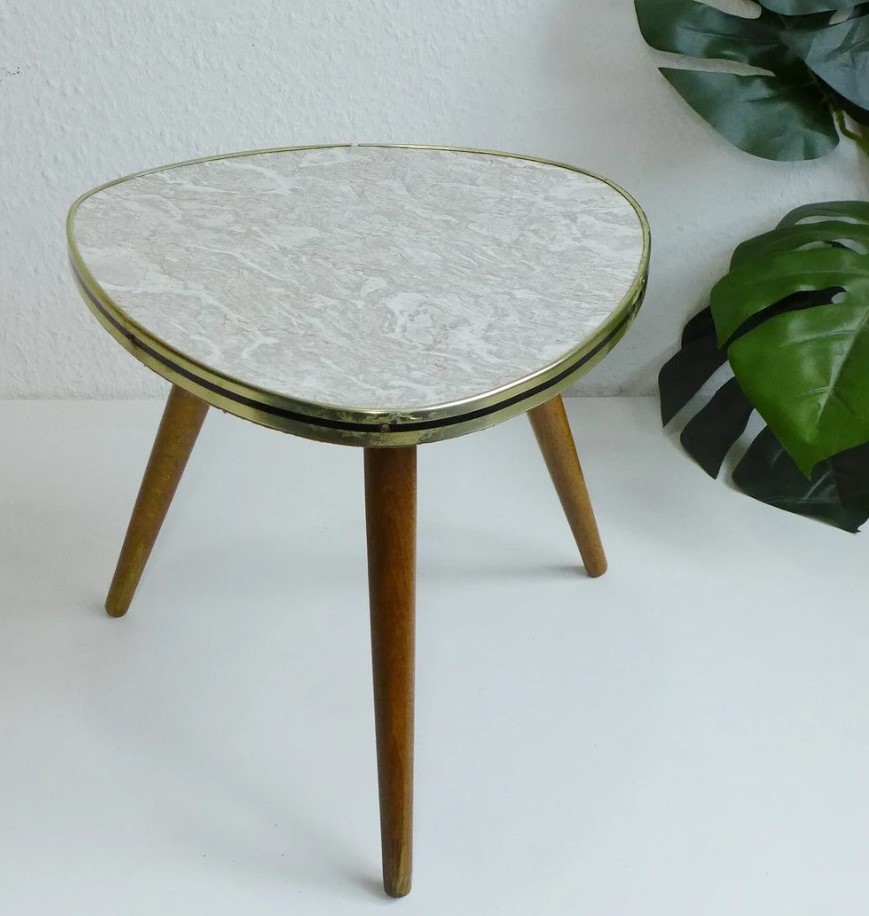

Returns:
0,397,867,915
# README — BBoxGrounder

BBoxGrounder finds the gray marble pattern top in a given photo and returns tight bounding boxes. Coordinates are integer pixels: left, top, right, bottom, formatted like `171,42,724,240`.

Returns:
71,146,648,412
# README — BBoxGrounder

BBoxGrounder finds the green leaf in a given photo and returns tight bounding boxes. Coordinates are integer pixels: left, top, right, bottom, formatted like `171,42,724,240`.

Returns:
731,219,869,267
635,0,797,71
833,437,869,514
728,289,869,475
710,247,860,343
732,426,869,532
781,14,869,110
777,200,869,226
658,307,728,425
661,69,838,160
680,377,755,477
711,233,869,478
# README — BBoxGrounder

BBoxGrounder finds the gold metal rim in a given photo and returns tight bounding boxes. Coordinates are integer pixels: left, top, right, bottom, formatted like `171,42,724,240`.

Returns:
67,143,651,447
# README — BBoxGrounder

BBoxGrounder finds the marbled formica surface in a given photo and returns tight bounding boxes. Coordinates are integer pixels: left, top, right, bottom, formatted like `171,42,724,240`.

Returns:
71,146,647,411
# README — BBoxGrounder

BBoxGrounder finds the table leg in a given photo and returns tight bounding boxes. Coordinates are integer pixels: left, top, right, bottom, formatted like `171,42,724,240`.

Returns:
527,394,607,577
364,446,416,897
105,385,209,617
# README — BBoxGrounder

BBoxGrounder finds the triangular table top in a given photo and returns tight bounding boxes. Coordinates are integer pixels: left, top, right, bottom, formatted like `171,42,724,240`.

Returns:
68,145,649,445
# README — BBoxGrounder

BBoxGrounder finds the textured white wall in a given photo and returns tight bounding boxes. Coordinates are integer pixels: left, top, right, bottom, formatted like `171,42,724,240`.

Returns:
1,0,864,398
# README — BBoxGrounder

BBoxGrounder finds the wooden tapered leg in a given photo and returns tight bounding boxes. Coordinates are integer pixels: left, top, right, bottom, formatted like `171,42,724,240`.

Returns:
105,385,209,618
527,395,607,577
364,446,416,898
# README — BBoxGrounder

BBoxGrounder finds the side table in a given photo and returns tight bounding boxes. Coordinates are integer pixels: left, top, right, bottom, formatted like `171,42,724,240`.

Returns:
67,144,650,897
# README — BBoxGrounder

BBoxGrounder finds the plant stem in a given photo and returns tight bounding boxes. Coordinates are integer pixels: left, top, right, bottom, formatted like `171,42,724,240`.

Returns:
858,128,869,164
834,108,869,164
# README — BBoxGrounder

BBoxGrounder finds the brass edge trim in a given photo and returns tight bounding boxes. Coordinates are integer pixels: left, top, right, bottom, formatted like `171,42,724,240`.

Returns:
67,144,651,444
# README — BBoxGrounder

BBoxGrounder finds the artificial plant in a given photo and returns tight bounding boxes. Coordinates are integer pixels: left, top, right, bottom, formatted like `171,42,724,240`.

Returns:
635,0,869,530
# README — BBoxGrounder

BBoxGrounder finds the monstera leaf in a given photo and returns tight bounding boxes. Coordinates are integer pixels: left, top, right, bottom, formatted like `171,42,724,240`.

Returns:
634,0,869,160
783,13,869,111
660,201,869,530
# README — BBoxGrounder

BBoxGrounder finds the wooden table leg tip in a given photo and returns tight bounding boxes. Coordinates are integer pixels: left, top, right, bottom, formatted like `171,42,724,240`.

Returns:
104,596,130,618
585,559,608,578
384,875,412,898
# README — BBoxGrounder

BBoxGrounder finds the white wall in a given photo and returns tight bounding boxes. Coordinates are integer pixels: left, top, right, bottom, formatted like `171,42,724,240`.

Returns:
1,0,864,398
